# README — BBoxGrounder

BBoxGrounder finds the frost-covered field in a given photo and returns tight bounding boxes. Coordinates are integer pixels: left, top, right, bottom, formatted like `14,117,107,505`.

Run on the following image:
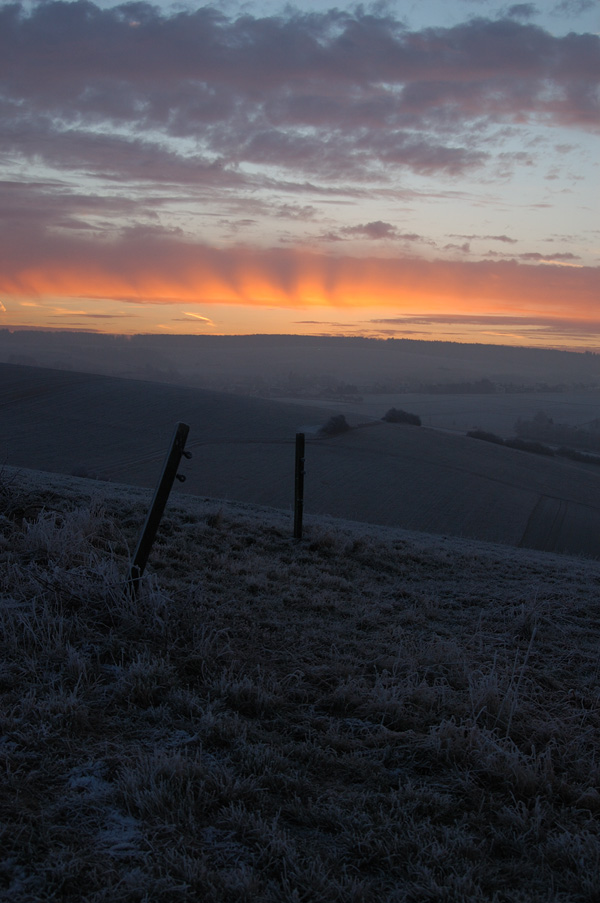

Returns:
2,466,600,902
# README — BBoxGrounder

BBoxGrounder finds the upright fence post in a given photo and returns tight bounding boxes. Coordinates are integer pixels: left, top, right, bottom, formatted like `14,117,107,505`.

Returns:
294,431,305,540
126,421,190,597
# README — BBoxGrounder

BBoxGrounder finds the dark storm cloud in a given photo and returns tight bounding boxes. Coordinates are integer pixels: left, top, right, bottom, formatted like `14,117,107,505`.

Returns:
1,1,598,187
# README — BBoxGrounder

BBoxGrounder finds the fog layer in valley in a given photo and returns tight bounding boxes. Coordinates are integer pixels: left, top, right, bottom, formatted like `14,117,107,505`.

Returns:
2,331,600,400
3,331,600,559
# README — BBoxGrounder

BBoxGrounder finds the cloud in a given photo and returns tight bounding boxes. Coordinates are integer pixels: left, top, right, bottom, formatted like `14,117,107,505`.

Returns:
553,0,596,15
0,230,597,322
448,233,519,243
0,1,597,192
519,251,581,261
182,311,215,324
0,0,594,339
485,234,519,244
318,230,346,243
71,312,131,319
275,204,318,221
505,4,539,19
0,179,172,241
443,242,471,252
320,222,425,242
372,313,592,328
341,221,399,240
485,250,582,261
369,312,600,343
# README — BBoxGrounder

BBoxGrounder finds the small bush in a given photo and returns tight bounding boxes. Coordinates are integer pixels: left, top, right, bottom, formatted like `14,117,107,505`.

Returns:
505,437,554,456
318,415,351,437
557,446,600,466
70,465,107,481
382,408,421,426
466,430,505,445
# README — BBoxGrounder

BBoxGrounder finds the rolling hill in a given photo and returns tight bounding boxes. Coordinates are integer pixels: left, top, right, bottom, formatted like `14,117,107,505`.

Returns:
3,361,600,558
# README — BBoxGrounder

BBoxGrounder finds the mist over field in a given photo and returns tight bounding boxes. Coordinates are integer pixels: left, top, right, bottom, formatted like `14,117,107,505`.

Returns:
2,330,600,400
2,332,600,559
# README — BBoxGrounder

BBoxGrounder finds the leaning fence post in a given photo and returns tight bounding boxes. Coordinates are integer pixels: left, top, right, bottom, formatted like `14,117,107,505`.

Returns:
126,421,191,597
294,432,305,540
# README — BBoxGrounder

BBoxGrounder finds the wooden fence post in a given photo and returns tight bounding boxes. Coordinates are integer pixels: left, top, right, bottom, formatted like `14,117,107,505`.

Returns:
294,432,305,540
126,421,190,597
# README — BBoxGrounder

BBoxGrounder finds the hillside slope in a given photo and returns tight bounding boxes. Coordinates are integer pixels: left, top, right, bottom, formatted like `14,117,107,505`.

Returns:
310,423,600,557
2,466,600,902
3,362,600,557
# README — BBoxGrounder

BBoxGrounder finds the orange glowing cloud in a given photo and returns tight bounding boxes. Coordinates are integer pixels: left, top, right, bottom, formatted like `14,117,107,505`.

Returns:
1,236,599,326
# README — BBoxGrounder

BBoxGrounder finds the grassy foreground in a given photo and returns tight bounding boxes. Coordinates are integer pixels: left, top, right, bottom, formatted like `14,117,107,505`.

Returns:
2,468,600,902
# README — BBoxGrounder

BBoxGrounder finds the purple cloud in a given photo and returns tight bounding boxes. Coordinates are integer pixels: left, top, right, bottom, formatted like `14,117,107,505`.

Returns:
506,4,539,19
342,221,399,240
449,233,519,243
553,1,596,15
443,242,471,253
519,251,582,260
370,312,600,342
319,222,425,242
0,1,597,190
485,249,582,260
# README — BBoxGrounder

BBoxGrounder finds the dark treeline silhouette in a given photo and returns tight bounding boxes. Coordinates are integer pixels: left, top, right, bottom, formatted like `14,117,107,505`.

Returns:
515,412,600,453
467,430,554,456
420,378,496,394
465,429,504,445
505,437,555,456
467,425,600,466
557,447,600,465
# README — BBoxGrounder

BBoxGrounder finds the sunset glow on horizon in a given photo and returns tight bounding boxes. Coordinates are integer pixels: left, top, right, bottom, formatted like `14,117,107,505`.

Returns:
0,0,598,350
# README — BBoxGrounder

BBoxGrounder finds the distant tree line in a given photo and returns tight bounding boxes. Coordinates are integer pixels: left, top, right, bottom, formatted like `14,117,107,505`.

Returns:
465,430,504,446
515,412,600,454
505,437,555,456
467,431,554,456
419,379,496,395
467,427,600,466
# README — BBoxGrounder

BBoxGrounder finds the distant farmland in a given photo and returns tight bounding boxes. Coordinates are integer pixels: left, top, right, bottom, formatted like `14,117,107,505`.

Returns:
3,362,600,558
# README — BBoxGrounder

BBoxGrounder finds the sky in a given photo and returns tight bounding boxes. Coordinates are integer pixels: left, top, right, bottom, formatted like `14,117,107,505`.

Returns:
0,0,598,348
